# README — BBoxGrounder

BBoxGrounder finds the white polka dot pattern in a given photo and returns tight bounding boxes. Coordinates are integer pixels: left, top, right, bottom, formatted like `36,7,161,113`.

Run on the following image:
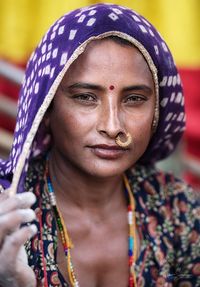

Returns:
108,13,119,21
86,18,96,26
0,3,185,189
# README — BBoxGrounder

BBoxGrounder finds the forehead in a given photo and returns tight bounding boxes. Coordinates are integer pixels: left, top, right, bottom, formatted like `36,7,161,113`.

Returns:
61,38,154,85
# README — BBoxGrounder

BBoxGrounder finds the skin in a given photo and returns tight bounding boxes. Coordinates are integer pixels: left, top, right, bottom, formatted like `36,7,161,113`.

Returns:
0,192,37,287
47,39,156,287
49,39,155,181
0,38,156,287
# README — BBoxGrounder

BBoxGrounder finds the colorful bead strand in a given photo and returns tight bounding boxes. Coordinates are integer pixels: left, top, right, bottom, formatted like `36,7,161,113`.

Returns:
45,164,136,287
46,172,79,287
124,174,137,287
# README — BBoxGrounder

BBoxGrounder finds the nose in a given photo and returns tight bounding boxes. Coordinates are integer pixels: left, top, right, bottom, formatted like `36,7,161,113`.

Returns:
97,98,124,139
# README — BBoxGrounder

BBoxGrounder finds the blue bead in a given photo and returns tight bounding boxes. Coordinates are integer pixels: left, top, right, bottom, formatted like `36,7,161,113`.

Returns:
128,249,133,256
129,237,134,249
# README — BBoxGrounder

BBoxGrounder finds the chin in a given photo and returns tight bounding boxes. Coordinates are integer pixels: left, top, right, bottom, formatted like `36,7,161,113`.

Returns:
84,161,132,179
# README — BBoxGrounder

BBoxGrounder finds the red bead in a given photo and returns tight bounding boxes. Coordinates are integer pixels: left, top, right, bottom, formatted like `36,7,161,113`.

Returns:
129,256,133,266
127,205,132,211
129,276,134,287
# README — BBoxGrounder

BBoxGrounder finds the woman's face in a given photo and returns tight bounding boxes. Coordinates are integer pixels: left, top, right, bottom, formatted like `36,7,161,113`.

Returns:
49,39,156,178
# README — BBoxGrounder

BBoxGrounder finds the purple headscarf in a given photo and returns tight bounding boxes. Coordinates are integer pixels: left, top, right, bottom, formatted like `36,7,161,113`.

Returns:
0,3,185,194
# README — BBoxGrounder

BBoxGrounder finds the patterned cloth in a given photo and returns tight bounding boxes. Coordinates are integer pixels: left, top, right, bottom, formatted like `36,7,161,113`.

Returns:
0,3,198,287
25,156,200,287
0,3,185,194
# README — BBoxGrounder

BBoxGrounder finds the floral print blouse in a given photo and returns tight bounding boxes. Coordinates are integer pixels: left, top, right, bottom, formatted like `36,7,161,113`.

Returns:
25,157,200,286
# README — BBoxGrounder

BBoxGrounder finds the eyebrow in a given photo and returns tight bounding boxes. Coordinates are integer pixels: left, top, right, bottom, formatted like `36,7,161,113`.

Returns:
65,82,153,94
67,82,104,91
123,85,153,94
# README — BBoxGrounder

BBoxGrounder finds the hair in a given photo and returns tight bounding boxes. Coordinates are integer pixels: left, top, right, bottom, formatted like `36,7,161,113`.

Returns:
104,35,133,47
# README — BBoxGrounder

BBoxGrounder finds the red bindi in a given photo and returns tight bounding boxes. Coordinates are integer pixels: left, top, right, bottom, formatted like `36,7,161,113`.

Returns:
109,85,115,90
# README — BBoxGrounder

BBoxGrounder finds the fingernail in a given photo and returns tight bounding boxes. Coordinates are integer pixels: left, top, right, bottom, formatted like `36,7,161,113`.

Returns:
29,224,38,236
19,209,36,222
17,192,36,205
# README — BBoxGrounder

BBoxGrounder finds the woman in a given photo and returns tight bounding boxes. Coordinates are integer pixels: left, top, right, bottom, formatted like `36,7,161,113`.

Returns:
0,3,199,287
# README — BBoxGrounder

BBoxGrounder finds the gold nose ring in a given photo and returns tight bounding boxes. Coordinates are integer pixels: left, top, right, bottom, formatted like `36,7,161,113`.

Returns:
115,132,132,148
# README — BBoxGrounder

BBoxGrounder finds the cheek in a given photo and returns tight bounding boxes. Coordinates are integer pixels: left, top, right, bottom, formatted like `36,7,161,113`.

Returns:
50,107,95,143
128,110,154,145
64,113,83,133
66,111,97,136
130,109,154,130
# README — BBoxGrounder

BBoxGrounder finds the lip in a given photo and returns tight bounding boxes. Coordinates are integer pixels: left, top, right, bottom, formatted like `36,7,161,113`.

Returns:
88,144,129,159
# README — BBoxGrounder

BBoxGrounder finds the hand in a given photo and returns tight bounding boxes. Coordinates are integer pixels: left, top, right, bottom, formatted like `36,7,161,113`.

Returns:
0,191,37,287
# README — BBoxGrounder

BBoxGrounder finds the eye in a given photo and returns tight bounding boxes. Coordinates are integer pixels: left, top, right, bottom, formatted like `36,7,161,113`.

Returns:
123,94,147,105
72,93,97,104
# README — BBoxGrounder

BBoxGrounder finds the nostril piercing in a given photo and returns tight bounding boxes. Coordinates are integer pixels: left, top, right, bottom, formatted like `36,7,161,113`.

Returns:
115,132,132,148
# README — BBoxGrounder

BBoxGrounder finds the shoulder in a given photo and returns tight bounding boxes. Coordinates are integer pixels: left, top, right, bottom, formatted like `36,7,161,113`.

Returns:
127,164,199,206
127,164,199,239
128,165,200,282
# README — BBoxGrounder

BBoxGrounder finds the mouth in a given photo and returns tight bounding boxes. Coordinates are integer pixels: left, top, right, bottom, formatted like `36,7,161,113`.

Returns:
87,144,129,159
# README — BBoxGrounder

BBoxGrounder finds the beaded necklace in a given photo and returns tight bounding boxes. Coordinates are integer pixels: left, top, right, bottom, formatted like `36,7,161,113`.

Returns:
46,167,137,287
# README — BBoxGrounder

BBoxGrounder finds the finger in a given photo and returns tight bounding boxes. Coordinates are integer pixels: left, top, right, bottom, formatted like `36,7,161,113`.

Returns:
0,192,36,215
3,224,37,255
1,224,37,266
0,209,36,244
0,192,10,202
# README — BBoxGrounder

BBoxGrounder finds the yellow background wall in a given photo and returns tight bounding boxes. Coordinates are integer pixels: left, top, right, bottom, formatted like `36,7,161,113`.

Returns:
0,0,200,67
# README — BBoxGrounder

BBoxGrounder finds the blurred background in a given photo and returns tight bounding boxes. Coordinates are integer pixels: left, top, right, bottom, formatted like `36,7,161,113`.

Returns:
0,0,200,191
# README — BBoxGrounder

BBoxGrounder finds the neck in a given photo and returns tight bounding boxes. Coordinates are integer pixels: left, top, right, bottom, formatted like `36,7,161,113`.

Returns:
48,149,125,212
